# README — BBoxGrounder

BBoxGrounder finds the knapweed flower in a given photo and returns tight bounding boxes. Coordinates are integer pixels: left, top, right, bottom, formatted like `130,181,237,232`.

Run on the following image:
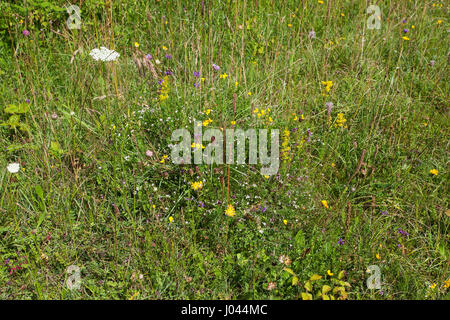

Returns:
89,47,120,62
321,200,329,209
191,181,203,191
225,204,236,217
7,162,20,173
22,30,30,36
212,63,220,70
429,169,438,175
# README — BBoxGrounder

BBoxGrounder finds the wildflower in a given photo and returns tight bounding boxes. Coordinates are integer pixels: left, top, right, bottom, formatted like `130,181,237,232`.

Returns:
267,281,276,291
429,169,438,176
411,25,415,29
145,150,154,158
308,30,316,39
235,81,239,87
334,113,347,128
321,80,333,95
225,204,236,217
402,36,410,41
22,30,30,36
430,283,437,289
7,163,20,173
191,181,203,191
134,42,140,48
160,155,169,163
168,216,174,223
155,59,161,64
318,0,324,4
288,23,292,28
444,279,450,288
165,54,172,59
89,47,120,62
341,13,345,17
162,46,168,51
327,270,334,276
220,73,228,79
248,92,252,96
321,200,329,209
159,76,170,101
202,118,212,127
430,60,435,67
194,71,201,78
146,54,153,60
205,109,211,115
376,253,381,260
283,219,287,225
337,238,345,245
403,28,409,33
437,20,442,25
381,210,388,215
231,121,236,126
278,255,291,266
212,63,220,70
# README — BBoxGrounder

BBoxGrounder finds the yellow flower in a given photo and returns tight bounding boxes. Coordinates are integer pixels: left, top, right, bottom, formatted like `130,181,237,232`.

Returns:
162,46,168,51
248,92,252,96
134,42,140,48
288,23,292,28
253,108,259,114
402,36,410,41
152,204,156,209
327,270,334,276
235,81,239,87
341,13,345,17
205,109,211,115
437,20,442,25
283,219,287,225
225,204,236,217
444,279,450,288
318,0,324,3
202,118,212,127
322,200,329,209
220,73,228,79
430,283,437,289
429,169,438,176
376,253,381,260
168,216,174,223
191,181,204,191
231,121,236,126
160,155,169,163
411,25,415,29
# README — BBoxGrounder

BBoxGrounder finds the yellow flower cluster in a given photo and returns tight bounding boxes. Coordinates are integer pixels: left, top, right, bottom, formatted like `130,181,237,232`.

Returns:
321,81,333,95
191,181,203,191
191,142,205,150
225,204,236,217
334,113,347,128
159,76,170,101
281,129,291,161
202,118,213,126
160,155,169,163
253,107,273,123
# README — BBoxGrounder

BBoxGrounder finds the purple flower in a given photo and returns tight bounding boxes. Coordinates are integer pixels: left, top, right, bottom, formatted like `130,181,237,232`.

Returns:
193,71,201,78
397,228,409,236
198,201,205,208
403,29,409,33
146,54,153,60
381,210,387,215
165,69,173,75
25,99,30,103
402,19,407,23
261,207,267,213
337,238,345,245
212,63,220,71
22,30,30,36
165,54,172,59
308,30,316,39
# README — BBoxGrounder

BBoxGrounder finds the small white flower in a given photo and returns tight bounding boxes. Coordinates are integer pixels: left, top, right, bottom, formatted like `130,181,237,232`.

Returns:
89,47,120,62
155,59,161,65
7,162,20,173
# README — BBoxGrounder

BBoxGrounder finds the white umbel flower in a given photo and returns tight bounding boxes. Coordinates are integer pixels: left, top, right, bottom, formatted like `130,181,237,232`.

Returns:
7,162,20,173
89,47,120,62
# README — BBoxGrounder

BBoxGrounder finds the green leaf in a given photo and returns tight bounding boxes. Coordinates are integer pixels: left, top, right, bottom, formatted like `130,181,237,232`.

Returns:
284,267,296,276
310,274,322,281
292,276,299,286
322,285,332,294
301,292,312,300
304,280,312,292
338,270,345,279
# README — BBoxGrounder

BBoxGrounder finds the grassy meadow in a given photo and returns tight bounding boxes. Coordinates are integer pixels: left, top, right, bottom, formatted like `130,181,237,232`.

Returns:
0,0,448,300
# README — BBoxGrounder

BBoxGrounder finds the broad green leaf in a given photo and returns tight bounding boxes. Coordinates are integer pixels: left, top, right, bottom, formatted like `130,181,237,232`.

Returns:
301,292,312,300
322,285,332,294
304,280,312,292
284,267,295,276
338,270,345,279
310,274,322,281
292,276,299,286
322,294,330,300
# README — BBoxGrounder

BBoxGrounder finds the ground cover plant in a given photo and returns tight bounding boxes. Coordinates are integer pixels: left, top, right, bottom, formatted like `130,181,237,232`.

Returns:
0,0,448,300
